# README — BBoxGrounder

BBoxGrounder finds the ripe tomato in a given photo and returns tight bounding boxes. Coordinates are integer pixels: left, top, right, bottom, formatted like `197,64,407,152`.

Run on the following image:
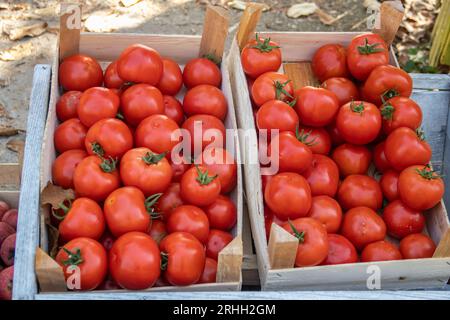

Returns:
361,65,413,106
321,77,359,106
296,126,331,155
148,219,167,244
109,232,161,290
57,198,105,242
308,195,342,233
154,182,184,220
135,114,180,156
332,143,372,177
170,159,191,182
157,58,183,95
160,231,205,286
183,84,227,120
180,166,221,206
204,195,237,231
199,257,217,284
256,100,299,135
117,44,163,85
399,233,436,259
104,61,125,89
336,101,381,145
380,169,399,201
73,155,120,202
303,154,339,197
181,115,226,151
264,172,312,220
52,149,87,189
384,127,431,171
361,240,402,262
338,175,383,211
383,200,425,239
312,44,348,82
163,95,184,126
120,84,164,127
206,229,233,260
59,54,103,91
241,35,282,79
341,206,386,250
346,33,389,81
398,165,444,211
373,141,391,173
327,121,345,146
283,218,328,267
294,86,339,127
54,118,87,153
56,91,82,121
321,234,358,265
381,97,422,135
78,87,120,127
182,57,221,89
166,205,209,243
251,72,294,107
56,237,107,290
120,147,172,196
85,118,133,159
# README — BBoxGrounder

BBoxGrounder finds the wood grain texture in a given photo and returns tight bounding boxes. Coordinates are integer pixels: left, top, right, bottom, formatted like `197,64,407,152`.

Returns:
268,223,297,270
13,64,51,300
236,2,265,51
0,191,20,208
198,5,229,60
283,62,318,89
35,248,67,292
59,3,81,61
217,236,243,285
373,1,405,46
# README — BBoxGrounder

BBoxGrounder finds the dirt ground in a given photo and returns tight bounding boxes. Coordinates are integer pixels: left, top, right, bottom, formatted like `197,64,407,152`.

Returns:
0,0,439,163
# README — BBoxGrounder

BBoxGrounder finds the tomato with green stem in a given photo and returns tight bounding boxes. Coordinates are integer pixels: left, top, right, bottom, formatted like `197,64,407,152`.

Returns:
296,125,331,155
312,44,349,82
380,169,399,201
251,72,294,107
166,205,210,243
206,229,233,260
331,143,372,177
183,84,228,120
400,233,436,259
361,240,402,262
321,234,358,265
77,87,120,127
383,199,425,239
180,165,221,206
56,91,82,121
303,154,339,197
54,118,87,153
59,54,103,91
241,34,282,79
380,96,422,135
256,100,299,136
321,77,359,106
52,149,87,189
182,57,222,89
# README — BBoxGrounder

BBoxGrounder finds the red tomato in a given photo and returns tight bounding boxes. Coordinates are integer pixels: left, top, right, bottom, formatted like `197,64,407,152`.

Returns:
398,165,444,211
361,65,413,106
341,206,386,250
321,77,359,106
180,166,221,206
148,219,167,244
336,101,381,145
241,36,282,79
181,115,226,151
109,232,161,290
256,100,299,135
52,149,87,189
380,169,399,201
204,195,237,231
338,175,383,211
199,257,217,284
308,195,342,233
182,58,221,89
56,237,107,290
59,54,103,91
327,121,345,146
104,61,125,89
54,118,87,153
373,141,391,173
120,84,164,127
303,154,339,197
400,233,436,259
294,86,339,127
252,72,294,107
155,183,184,220
383,200,425,239
268,131,312,174
283,218,329,267
78,87,120,127
56,91,82,121
206,229,233,260
163,95,184,126
73,155,120,202
381,97,423,135
85,118,133,159
312,44,348,82
157,58,182,95
264,172,312,220
346,33,389,81
296,126,331,155
384,127,431,171
361,240,402,262
183,84,227,120
170,159,191,182
120,147,172,196
321,234,358,265
332,143,372,177
135,114,180,156
116,44,163,85
58,198,105,242
166,205,209,243
160,232,205,286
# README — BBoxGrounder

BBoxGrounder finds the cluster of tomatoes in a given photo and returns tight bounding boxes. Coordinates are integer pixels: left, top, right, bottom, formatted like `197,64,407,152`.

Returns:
52,44,238,290
241,33,444,267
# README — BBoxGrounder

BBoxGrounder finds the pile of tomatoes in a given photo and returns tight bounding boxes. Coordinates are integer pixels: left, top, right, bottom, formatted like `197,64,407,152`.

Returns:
241,33,444,267
52,44,238,290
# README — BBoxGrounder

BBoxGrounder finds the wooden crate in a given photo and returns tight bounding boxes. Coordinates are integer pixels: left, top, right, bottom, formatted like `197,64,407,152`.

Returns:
226,3,450,290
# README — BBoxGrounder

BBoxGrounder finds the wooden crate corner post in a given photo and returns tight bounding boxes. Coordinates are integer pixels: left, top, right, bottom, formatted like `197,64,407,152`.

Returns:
35,248,67,293
199,5,230,61
373,0,404,46
236,2,266,51
267,223,297,270
59,3,82,61
217,236,243,284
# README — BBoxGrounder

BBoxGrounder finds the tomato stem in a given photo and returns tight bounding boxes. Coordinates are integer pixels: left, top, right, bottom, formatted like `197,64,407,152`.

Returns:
415,165,441,180
287,98,297,107
51,200,72,221
288,220,305,243
195,165,218,185
415,128,426,141
100,156,118,173
91,142,105,157
357,38,385,55
274,80,293,101
142,151,167,165
160,252,169,271
381,89,399,101
350,101,365,114
145,193,163,219
62,247,83,266
251,33,280,53
295,125,318,147
380,103,394,120
203,53,221,66
116,112,125,121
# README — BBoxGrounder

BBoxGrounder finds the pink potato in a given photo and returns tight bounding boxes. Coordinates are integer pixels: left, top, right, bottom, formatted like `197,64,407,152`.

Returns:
0,201,10,221
0,234,16,266
2,209,18,230
0,222,14,248
0,265,14,300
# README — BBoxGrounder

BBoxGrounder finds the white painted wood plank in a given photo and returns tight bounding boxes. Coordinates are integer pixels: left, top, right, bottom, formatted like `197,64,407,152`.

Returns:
410,73,450,91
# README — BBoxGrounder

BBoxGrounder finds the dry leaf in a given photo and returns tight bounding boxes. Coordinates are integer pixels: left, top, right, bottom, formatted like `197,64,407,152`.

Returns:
3,22,48,41
6,139,24,153
41,181,75,209
0,126,19,136
228,0,269,11
120,0,142,7
46,223,60,259
286,3,318,18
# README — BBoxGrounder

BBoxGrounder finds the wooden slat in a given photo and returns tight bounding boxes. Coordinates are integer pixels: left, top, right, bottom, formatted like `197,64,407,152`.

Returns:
198,5,229,61
411,73,450,91
236,2,265,51
59,3,81,61
372,1,404,46
0,191,20,208
283,62,318,89
35,248,67,292
434,229,450,258
268,223,297,269
217,236,243,284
